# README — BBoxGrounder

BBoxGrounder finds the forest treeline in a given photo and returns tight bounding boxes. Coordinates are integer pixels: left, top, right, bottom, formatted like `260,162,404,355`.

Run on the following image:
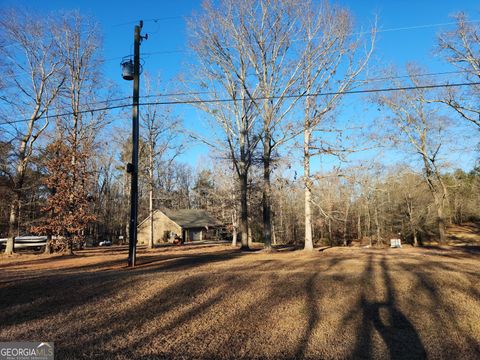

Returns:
0,1,479,254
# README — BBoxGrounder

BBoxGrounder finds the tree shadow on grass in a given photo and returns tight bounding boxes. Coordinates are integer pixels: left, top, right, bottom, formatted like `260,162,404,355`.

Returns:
206,255,347,359
0,248,244,284
0,254,82,270
5,248,476,359
293,272,319,359
419,245,480,258
132,249,243,271
0,249,244,330
395,258,480,356
349,254,426,359
57,273,249,359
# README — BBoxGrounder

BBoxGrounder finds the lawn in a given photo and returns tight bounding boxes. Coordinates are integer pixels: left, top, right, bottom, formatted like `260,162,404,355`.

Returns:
0,244,479,359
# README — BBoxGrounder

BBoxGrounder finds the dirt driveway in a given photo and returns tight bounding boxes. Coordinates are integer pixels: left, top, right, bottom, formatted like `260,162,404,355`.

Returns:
0,244,479,359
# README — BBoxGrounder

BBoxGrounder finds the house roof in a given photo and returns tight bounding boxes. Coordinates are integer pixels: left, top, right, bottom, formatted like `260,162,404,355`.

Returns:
161,209,223,229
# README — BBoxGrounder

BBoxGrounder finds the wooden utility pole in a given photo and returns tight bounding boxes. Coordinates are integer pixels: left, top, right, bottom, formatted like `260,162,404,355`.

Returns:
128,21,145,267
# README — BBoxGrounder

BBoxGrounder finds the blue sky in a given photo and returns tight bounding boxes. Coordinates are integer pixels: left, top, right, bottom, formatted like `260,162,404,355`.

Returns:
2,0,480,173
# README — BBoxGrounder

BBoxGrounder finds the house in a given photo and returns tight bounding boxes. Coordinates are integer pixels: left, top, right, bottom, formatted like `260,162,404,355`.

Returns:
137,209,223,245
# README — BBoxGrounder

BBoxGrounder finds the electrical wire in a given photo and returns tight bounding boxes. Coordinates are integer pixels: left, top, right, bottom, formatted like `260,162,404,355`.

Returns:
112,16,191,28
0,69,473,116
141,19,480,57
1,81,478,126
374,19,480,34
1,17,478,84
0,66,471,92
4,17,478,75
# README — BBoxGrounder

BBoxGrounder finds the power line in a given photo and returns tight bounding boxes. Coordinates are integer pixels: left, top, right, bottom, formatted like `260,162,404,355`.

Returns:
358,70,469,83
0,67,470,92
59,70,474,106
112,16,191,28
138,19,480,58
57,69,480,104
26,18,480,66
100,69,472,102
139,90,215,99
145,69,471,89
0,68,474,115
2,18,479,79
375,19,480,34
1,81,478,126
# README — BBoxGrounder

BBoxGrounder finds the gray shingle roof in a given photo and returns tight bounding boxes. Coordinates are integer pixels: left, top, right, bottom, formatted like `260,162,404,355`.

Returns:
162,209,222,229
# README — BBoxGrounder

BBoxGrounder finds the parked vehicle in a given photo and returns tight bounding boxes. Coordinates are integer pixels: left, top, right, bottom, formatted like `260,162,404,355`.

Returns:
0,236,47,251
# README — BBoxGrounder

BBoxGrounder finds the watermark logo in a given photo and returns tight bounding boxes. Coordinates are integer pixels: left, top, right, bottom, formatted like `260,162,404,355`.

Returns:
0,342,54,360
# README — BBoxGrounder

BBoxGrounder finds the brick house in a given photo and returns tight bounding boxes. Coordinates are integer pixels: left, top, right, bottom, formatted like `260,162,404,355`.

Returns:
137,209,223,245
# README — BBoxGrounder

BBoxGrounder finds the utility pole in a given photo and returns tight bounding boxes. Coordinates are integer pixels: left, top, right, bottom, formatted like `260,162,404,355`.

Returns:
127,20,145,267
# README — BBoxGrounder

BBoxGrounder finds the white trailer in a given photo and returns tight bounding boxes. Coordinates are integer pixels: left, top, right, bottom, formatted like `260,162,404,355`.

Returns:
0,236,47,250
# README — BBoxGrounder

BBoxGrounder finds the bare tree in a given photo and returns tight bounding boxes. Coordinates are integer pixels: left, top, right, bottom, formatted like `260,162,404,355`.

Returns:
50,11,107,253
377,65,450,243
396,170,426,247
187,0,262,250
188,0,375,250
300,1,375,250
141,74,183,248
53,11,107,160
0,10,65,254
226,0,308,250
437,13,480,128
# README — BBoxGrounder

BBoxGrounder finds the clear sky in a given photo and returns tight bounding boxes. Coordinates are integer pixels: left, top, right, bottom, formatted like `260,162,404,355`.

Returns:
2,0,480,172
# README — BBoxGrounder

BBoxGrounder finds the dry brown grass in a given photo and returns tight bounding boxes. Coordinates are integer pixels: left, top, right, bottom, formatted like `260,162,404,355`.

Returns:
447,223,480,244
0,243,479,359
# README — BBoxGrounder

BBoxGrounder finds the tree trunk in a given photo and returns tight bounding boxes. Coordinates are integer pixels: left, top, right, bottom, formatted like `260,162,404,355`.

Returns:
343,202,350,246
239,165,249,250
5,195,19,255
44,234,53,254
272,211,277,246
319,219,324,242
262,138,272,250
328,217,332,246
148,146,154,249
365,203,372,247
248,221,253,247
231,211,238,247
423,157,448,244
304,128,313,251
407,196,418,247
232,227,238,247
357,212,362,241
6,145,28,255
66,238,74,255
149,189,154,248
374,204,382,246
428,185,447,244
437,203,447,244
